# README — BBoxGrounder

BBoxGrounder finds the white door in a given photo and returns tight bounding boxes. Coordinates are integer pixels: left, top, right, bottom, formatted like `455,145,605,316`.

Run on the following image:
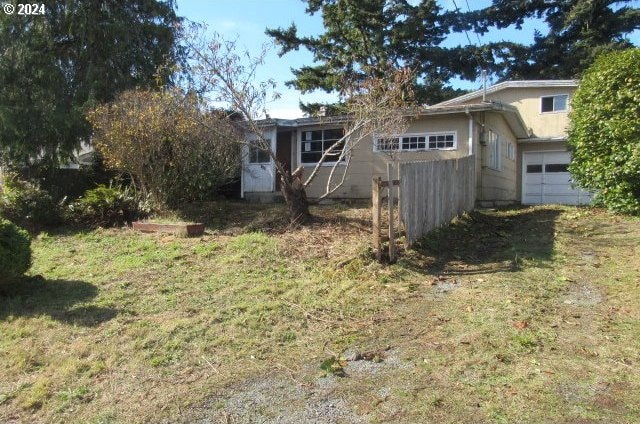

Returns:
242,128,276,195
522,151,592,205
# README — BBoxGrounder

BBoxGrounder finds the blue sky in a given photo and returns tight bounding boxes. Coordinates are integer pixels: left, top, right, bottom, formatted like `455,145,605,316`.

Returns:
175,0,639,118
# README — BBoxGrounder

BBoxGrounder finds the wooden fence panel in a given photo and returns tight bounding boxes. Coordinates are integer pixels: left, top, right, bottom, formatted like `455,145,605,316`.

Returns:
399,155,476,247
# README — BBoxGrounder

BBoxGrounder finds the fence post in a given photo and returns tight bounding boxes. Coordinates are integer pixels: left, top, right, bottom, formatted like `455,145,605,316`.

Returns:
387,162,396,263
372,176,382,262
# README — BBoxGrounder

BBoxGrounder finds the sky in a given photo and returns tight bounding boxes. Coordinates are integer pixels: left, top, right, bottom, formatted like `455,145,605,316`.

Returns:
175,0,639,118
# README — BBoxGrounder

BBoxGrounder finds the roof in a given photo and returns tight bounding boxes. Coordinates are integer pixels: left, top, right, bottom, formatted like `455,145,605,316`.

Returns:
435,80,579,107
258,102,529,139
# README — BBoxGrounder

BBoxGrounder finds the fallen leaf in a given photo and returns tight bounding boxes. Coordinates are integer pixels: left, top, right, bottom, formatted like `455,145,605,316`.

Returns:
513,320,528,330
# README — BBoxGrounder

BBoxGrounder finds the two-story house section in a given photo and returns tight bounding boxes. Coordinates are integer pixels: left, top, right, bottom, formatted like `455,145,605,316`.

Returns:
437,80,592,205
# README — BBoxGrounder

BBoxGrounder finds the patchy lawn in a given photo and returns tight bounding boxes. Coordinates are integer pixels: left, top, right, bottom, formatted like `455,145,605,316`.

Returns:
0,203,639,423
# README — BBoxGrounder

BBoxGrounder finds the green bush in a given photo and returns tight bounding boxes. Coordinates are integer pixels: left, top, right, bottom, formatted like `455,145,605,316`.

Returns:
0,218,31,283
568,48,640,215
0,174,62,228
69,184,151,227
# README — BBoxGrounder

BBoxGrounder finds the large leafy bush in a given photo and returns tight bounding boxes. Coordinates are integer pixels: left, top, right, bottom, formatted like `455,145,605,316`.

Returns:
568,48,640,214
0,218,31,283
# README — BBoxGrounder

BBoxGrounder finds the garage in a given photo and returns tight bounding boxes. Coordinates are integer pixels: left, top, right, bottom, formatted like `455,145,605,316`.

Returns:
522,151,592,205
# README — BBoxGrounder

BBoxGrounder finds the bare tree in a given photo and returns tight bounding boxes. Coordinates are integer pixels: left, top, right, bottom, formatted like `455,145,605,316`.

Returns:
185,29,415,222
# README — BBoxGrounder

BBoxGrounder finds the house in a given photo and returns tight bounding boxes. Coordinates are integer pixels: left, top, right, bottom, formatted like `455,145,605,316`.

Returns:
241,80,592,206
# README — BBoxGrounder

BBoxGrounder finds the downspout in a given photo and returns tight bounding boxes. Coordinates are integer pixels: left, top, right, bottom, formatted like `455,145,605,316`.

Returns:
466,108,481,204
465,107,474,156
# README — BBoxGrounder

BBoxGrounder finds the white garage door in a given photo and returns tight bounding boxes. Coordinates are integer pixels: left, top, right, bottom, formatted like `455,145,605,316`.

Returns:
522,151,592,205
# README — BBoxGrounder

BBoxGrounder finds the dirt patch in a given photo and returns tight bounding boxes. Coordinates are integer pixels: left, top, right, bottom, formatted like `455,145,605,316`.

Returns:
562,282,603,306
179,349,415,424
179,373,366,424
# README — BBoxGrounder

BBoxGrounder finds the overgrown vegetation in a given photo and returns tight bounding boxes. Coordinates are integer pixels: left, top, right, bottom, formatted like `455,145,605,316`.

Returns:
568,48,640,215
86,88,241,206
1,204,639,423
0,218,31,283
0,174,62,229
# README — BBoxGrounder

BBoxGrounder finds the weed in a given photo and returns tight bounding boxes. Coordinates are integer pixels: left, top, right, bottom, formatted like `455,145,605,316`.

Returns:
320,356,347,377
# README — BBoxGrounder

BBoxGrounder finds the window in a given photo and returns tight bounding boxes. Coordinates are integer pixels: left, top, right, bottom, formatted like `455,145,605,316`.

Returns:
375,132,456,152
248,139,270,164
507,142,516,161
487,130,502,171
541,94,568,113
545,163,569,173
526,164,543,173
300,128,345,164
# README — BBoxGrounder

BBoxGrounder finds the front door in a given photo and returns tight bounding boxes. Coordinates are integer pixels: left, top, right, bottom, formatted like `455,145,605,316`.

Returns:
275,131,292,191
242,128,276,194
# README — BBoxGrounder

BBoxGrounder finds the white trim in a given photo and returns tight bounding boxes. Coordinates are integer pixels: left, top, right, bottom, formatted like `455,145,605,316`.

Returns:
270,129,276,192
468,116,474,155
373,131,458,153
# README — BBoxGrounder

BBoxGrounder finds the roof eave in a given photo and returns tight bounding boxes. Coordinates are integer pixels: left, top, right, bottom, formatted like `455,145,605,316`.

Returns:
435,79,579,107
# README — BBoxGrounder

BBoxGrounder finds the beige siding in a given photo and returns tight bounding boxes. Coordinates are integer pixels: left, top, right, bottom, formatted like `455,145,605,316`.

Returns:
477,112,518,203
459,87,575,138
300,114,472,199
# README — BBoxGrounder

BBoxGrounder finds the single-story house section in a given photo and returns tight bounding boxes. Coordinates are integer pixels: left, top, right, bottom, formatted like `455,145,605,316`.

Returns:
241,80,592,206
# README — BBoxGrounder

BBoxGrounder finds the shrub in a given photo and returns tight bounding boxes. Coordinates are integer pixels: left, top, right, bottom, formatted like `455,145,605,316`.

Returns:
568,48,640,215
69,184,151,227
0,218,31,283
0,174,62,228
20,155,116,202
86,88,241,206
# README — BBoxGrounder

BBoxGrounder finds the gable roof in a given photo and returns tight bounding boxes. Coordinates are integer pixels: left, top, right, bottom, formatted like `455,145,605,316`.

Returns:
435,80,579,107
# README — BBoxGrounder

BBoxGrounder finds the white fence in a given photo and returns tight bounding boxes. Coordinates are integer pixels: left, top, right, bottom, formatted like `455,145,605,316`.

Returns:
399,155,476,246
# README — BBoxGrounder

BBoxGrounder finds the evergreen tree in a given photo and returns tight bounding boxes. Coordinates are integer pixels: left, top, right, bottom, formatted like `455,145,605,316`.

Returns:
266,0,477,112
453,0,640,80
0,0,183,164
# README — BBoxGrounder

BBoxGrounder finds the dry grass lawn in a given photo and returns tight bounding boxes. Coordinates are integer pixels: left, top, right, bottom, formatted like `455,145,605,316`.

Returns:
0,202,638,423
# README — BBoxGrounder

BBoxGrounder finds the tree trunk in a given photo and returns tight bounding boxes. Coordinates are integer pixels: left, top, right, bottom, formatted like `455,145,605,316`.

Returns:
280,167,310,224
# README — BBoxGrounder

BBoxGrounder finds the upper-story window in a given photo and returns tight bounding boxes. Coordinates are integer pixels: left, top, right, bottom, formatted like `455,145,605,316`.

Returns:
300,128,345,165
540,94,569,113
375,132,457,152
